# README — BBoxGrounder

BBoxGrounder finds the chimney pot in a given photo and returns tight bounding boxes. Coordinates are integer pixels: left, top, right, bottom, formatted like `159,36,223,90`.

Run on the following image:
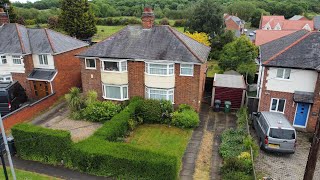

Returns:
141,7,155,29
0,8,4,13
0,8,9,25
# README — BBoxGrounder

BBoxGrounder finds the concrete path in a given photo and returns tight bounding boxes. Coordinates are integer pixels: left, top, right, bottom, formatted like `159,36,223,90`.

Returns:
2,156,111,180
179,104,209,180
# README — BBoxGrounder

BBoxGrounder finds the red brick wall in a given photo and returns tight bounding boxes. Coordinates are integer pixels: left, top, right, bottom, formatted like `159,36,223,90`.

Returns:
306,73,320,132
0,12,9,24
80,58,103,99
53,47,86,97
3,94,58,130
128,61,145,98
225,19,240,31
12,55,34,98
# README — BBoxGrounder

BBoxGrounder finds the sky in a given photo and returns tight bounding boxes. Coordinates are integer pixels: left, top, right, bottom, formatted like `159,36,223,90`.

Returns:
11,0,38,3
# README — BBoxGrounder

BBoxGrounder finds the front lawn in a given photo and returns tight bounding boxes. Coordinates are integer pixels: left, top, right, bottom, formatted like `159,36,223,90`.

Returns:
128,124,192,158
0,167,60,180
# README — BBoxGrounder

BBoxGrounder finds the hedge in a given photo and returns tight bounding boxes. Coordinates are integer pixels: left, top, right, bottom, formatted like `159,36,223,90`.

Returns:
70,137,178,179
11,123,72,165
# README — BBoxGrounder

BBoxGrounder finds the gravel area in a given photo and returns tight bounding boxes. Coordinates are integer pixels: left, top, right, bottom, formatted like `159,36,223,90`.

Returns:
254,131,320,180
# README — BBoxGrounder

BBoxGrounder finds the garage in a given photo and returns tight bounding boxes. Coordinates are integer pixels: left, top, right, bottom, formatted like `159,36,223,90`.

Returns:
211,74,246,110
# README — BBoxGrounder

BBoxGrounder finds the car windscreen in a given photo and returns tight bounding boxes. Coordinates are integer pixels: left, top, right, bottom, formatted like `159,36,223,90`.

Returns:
269,128,295,140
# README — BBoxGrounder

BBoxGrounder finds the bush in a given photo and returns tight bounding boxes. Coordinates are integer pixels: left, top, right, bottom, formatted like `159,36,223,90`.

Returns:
65,87,83,112
135,99,162,124
219,129,247,159
222,171,252,180
221,157,252,175
177,104,194,112
11,123,72,165
172,110,199,128
81,101,122,122
160,18,170,25
25,19,36,25
174,19,186,27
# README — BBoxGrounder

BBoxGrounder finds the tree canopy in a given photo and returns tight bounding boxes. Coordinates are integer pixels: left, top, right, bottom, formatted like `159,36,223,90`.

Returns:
184,31,211,46
60,0,97,39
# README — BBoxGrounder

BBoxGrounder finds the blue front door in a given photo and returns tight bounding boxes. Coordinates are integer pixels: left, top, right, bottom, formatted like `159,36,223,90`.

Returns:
294,103,310,127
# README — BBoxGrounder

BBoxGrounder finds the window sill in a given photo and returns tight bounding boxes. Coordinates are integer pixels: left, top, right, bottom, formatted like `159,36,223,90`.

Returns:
102,96,129,101
144,72,175,77
85,67,96,70
180,74,194,77
273,78,291,81
102,70,127,73
269,110,285,114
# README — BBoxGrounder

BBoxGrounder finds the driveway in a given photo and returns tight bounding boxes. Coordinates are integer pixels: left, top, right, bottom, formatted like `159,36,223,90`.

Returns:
254,131,320,179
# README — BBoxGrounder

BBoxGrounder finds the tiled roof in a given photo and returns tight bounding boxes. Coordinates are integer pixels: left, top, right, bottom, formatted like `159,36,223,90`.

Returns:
289,15,306,20
260,15,314,30
314,16,320,30
78,25,211,63
0,23,88,55
255,30,296,46
260,16,285,28
260,30,309,63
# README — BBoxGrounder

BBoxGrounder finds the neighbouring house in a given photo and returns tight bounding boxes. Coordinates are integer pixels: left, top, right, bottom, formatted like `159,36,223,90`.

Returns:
257,30,320,132
0,8,8,25
255,30,296,46
314,16,320,31
224,13,245,31
289,15,309,21
77,8,211,111
211,74,246,109
259,15,314,31
0,23,88,100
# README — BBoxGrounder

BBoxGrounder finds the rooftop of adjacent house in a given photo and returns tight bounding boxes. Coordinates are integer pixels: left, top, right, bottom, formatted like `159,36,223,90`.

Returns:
78,25,211,63
225,15,245,25
255,30,296,46
260,16,285,28
260,15,314,30
314,16,320,30
289,15,306,20
261,31,320,71
27,69,57,82
0,23,88,55
213,74,246,89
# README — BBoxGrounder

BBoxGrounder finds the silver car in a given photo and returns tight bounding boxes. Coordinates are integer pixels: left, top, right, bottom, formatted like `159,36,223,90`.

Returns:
253,112,297,154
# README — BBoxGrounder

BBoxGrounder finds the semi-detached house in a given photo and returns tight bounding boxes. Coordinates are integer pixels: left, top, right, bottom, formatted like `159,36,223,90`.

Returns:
77,8,211,111
257,30,320,132
0,23,88,100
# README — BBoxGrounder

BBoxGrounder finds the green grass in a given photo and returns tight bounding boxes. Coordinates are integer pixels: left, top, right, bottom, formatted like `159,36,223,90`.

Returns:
207,60,222,77
128,124,192,158
0,167,60,180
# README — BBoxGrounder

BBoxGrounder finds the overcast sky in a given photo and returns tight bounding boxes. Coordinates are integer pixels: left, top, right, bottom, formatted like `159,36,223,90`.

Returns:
11,0,38,3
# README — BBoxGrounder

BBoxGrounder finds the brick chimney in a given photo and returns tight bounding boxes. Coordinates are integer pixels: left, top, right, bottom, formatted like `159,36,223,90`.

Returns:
0,8,9,25
141,7,155,29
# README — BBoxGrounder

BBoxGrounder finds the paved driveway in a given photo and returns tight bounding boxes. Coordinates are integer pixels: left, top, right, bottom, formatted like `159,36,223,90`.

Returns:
254,131,320,180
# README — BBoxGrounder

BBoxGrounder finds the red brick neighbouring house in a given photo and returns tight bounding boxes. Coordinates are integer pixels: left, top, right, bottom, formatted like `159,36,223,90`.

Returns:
257,30,320,132
77,8,211,111
224,14,245,31
0,23,88,100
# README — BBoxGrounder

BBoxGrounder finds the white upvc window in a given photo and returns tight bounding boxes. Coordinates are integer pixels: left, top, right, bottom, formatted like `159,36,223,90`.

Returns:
12,55,23,65
103,84,128,101
101,59,127,72
85,58,96,69
180,64,194,76
145,87,174,103
0,75,12,82
145,63,174,76
276,68,291,80
270,98,286,113
0,55,7,64
39,54,49,65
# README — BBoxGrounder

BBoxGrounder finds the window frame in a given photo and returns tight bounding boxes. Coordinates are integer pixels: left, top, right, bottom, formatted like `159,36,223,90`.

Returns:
145,87,174,103
145,62,174,76
0,75,12,82
270,98,286,113
0,55,7,65
85,58,96,69
12,55,23,65
180,63,194,76
38,54,49,66
102,84,129,101
276,68,291,80
101,59,127,72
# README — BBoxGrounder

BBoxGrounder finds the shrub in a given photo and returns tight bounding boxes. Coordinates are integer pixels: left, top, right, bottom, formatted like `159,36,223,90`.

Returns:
172,110,199,128
160,100,174,123
237,107,248,129
135,99,162,124
177,104,194,112
174,19,186,27
222,171,252,180
84,90,98,106
82,101,122,122
160,18,170,25
11,123,72,165
65,87,83,112
221,157,252,176
219,129,247,159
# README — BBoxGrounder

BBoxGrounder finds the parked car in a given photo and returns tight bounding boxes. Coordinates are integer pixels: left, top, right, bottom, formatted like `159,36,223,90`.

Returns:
0,81,28,116
253,111,297,154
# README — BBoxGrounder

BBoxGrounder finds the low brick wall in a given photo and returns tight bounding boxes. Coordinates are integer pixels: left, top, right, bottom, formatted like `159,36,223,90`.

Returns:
2,93,58,130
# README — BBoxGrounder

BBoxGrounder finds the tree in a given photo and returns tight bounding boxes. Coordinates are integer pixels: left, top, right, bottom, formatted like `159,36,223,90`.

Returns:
210,30,235,60
219,36,258,78
251,8,270,28
185,0,224,37
184,31,211,46
48,16,59,29
0,0,18,22
60,0,97,39
227,1,256,22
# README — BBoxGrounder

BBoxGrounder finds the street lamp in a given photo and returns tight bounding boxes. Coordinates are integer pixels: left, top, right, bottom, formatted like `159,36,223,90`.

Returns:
3,3,10,23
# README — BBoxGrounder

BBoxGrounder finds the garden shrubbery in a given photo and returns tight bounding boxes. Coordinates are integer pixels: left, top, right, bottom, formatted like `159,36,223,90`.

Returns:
96,17,141,26
219,108,257,180
172,109,199,128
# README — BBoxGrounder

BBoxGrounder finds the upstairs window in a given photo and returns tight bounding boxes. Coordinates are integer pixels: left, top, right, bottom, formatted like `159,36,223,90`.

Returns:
12,55,22,65
0,55,7,64
39,55,48,65
85,58,96,69
145,63,174,75
102,60,127,72
180,64,194,76
276,68,291,80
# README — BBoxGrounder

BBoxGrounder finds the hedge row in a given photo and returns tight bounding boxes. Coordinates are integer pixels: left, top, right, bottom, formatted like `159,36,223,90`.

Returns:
11,123,72,165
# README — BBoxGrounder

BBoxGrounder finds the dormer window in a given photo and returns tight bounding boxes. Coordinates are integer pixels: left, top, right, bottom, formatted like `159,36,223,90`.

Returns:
39,55,49,65
12,55,22,65
0,55,7,64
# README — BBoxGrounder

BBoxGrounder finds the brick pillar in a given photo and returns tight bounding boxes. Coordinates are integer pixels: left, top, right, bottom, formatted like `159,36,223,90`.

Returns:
128,61,145,98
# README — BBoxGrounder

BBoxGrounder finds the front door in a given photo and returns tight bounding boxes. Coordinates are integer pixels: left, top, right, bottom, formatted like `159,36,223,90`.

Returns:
33,81,51,99
294,103,310,127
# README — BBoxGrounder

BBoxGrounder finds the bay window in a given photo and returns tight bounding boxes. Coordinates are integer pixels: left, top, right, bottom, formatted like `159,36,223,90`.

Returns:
145,63,174,75
102,59,127,72
180,64,194,76
12,55,22,65
103,84,128,100
145,87,174,103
